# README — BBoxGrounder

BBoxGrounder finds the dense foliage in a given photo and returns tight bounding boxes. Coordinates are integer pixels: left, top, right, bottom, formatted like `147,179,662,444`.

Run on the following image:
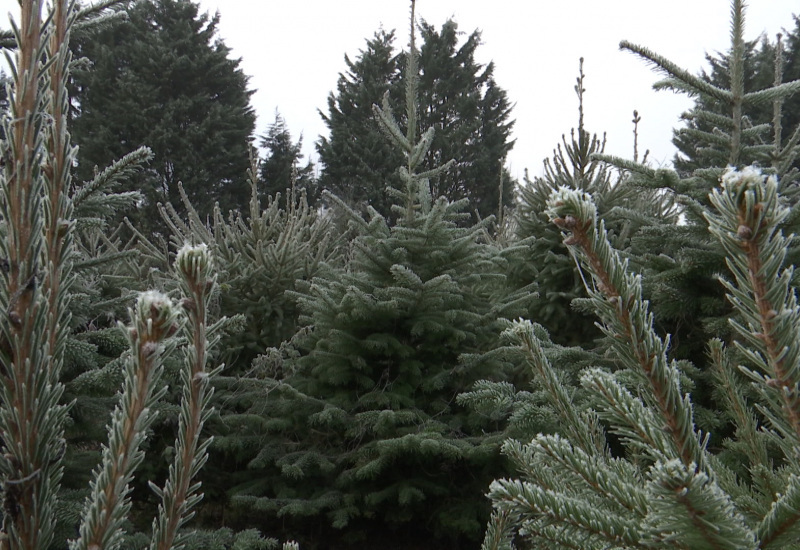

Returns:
317,20,515,221
4,1,800,550
70,0,256,234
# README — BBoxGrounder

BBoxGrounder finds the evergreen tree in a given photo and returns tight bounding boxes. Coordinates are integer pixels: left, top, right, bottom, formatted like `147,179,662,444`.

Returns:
317,18,515,221
514,58,676,348
316,29,404,218
220,6,532,547
584,1,800,375
673,15,800,177
480,3,800,547
414,19,515,220
0,4,302,549
259,112,317,203
69,0,256,234
483,166,800,550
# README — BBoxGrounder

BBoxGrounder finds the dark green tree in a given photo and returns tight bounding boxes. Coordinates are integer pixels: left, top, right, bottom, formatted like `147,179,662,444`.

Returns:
414,19,515,220
70,0,256,234
219,8,532,547
259,112,317,203
317,18,516,221
316,29,404,218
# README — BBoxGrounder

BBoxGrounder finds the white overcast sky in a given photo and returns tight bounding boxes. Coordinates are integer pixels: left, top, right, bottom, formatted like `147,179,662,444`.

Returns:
3,1,799,181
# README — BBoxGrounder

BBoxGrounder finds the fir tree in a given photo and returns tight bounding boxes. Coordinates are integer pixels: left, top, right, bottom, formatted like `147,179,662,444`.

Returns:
221,4,532,547
69,0,256,234
483,165,800,550
514,58,676,347
591,0,800,373
673,14,800,177
316,29,404,218
259,112,317,204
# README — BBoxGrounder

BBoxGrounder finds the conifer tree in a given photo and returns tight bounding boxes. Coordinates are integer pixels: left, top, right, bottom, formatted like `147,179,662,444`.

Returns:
259,112,317,204
221,4,531,547
0,3,288,549
514,58,676,348
316,29,404,218
69,0,256,234
673,15,800,177
480,2,800,548
483,165,800,550
414,19,516,219
590,0,800,372
317,17,516,221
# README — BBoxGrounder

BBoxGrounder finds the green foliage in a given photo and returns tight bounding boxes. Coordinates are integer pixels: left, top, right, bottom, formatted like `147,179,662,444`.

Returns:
0,3,242,549
316,29,404,218
317,17,515,221
150,159,341,371
219,8,532,547
514,58,677,347
70,0,256,234
673,16,800,179
259,112,318,205
484,166,800,549
591,0,800,378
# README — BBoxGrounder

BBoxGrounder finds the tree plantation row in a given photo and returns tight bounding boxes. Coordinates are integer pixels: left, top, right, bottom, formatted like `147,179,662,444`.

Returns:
2,1,800,550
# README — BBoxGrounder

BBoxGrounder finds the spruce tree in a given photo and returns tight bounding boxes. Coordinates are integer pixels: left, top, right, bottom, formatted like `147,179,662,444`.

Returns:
221,4,531,547
69,0,256,234
259,112,317,204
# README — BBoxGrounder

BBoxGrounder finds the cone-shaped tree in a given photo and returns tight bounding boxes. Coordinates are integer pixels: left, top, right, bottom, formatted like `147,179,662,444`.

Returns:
222,5,531,547
70,0,256,234
260,111,317,203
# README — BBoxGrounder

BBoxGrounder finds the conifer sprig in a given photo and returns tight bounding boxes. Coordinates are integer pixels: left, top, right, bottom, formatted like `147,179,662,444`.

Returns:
546,187,706,471
73,291,181,550
149,244,222,550
706,167,800,447
0,2,69,548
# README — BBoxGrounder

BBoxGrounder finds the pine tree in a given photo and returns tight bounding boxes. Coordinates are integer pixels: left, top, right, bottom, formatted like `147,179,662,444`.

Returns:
317,17,516,221
221,4,532,547
69,0,256,235
259,112,317,204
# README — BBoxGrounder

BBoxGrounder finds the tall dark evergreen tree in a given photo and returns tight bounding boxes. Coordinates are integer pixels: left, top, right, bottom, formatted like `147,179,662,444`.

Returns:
316,29,404,218
317,19,515,221
70,0,256,233
414,19,515,220
260,111,317,202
